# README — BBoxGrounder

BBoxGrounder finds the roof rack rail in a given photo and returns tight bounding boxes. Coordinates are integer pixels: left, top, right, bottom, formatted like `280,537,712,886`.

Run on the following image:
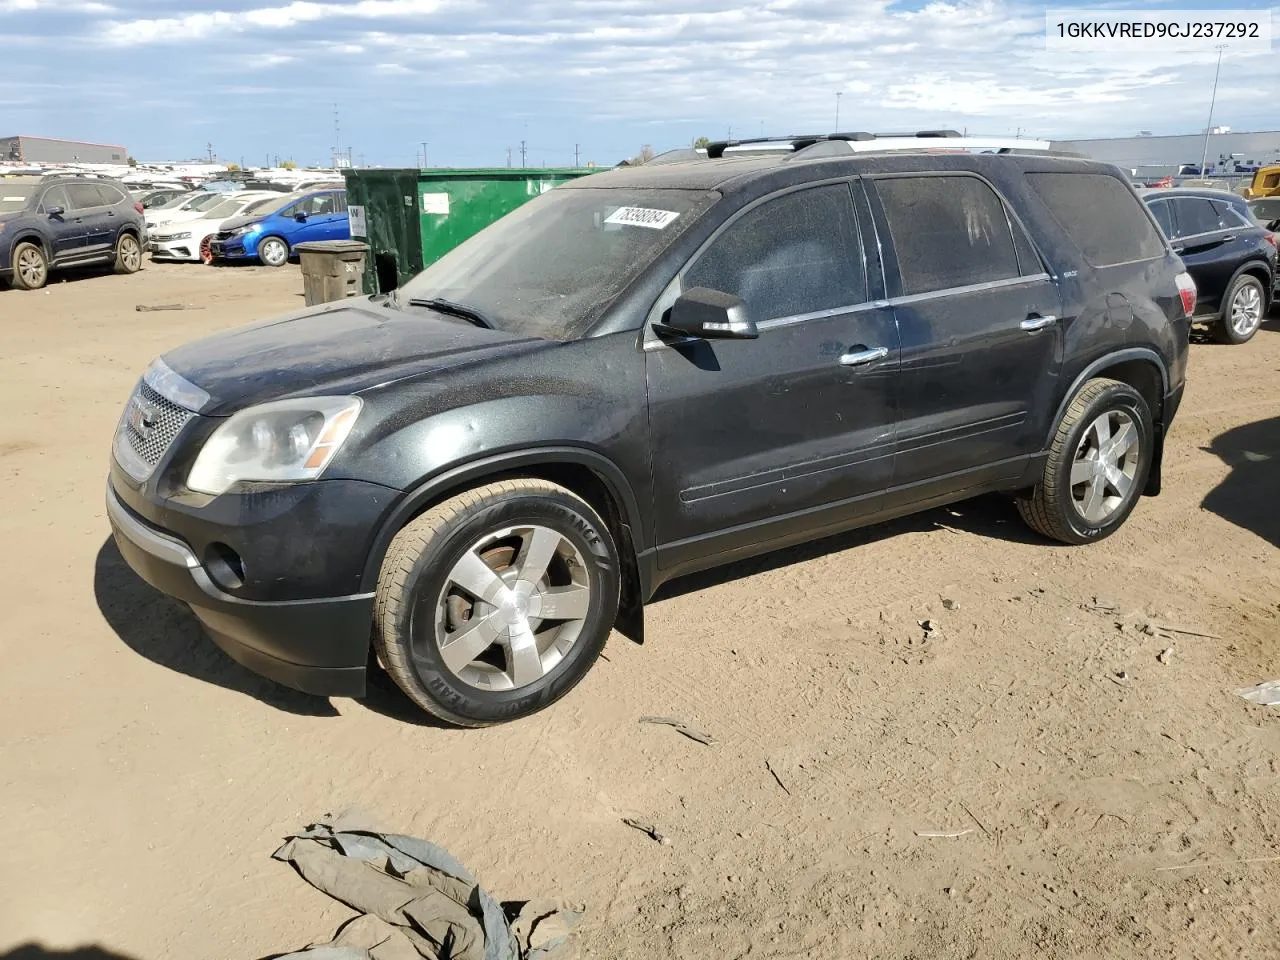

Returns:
705,130,964,159
40,170,118,181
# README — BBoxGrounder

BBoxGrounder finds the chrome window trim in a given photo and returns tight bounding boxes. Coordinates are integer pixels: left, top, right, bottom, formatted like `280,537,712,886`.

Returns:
643,274,1052,351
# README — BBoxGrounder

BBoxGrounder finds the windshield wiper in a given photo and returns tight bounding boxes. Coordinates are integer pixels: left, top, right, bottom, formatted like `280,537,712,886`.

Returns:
406,297,494,329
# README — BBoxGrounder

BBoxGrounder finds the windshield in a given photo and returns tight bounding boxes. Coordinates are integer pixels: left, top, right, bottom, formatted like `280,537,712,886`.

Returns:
186,192,226,212
0,184,37,213
202,196,263,219
399,187,717,339
246,194,297,217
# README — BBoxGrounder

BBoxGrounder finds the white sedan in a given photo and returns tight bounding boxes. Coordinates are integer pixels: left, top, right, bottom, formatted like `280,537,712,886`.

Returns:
143,190,230,230
149,192,281,263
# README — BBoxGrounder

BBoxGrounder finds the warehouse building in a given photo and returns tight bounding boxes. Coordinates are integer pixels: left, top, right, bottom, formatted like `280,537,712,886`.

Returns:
1,135,128,165
1051,130,1280,176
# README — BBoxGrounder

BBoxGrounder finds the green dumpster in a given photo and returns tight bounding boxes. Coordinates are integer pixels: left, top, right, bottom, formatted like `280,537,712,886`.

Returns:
342,167,598,295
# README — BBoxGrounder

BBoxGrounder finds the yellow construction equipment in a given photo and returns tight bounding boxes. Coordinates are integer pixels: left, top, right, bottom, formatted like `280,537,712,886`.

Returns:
1242,164,1280,199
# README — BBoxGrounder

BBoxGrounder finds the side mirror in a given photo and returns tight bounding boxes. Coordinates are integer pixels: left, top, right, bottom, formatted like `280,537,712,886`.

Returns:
294,211,309,222
653,286,758,340
46,206,64,218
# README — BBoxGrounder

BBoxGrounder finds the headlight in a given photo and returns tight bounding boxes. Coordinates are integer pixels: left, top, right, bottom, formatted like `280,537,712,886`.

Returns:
232,222,262,236
187,397,362,495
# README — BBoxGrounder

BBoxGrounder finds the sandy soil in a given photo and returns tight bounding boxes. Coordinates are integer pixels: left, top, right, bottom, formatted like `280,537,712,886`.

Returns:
1,262,1278,960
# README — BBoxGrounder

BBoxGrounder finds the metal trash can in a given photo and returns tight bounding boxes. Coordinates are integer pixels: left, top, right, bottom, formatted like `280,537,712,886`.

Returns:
295,239,370,306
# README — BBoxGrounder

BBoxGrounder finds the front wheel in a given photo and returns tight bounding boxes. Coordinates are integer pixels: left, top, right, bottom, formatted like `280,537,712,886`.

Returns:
374,479,621,726
113,233,142,274
1017,378,1153,545
258,236,289,267
11,241,48,290
1214,274,1266,344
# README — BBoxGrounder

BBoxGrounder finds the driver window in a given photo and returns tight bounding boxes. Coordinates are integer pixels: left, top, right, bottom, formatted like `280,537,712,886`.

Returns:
683,184,867,323
40,186,70,213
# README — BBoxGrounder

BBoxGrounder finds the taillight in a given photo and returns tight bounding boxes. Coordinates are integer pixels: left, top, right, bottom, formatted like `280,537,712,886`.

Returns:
1175,271,1197,318
134,202,144,214
1265,232,1277,248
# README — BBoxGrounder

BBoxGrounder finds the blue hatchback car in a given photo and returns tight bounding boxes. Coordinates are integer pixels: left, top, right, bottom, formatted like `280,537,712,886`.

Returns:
209,187,349,267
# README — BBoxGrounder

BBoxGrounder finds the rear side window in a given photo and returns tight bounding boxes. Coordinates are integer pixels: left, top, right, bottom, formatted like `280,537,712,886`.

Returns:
66,183,102,210
96,184,126,206
1211,199,1251,229
1147,199,1173,237
684,183,866,322
875,175,1021,296
1169,198,1225,238
1026,173,1165,266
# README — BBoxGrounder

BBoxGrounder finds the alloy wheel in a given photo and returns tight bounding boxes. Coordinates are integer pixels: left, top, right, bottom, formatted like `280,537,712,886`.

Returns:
261,239,287,266
426,525,592,692
118,236,141,271
1231,283,1263,338
1069,410,1140,525
17,247,46,288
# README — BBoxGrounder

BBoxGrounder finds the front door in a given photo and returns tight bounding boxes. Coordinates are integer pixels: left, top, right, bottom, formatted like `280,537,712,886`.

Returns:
867,173,1063,504
1166,195,1247,316
39,185,83,259
65,183,114,258
646,181,900,576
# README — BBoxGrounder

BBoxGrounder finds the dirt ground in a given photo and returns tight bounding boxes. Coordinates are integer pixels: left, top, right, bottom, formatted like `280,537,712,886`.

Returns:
1,262,1278,960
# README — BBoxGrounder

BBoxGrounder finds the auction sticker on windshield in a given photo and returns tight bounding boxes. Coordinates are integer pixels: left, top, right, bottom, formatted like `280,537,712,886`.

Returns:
604,207,680,229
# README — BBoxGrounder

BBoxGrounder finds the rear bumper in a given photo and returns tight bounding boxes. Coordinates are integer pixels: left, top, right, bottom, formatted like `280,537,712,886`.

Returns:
106,482,372,697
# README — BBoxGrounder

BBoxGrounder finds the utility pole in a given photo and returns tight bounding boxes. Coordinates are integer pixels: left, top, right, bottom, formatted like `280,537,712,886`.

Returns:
421,140,428,168
1200,44,1228,177
506,147,512,168
574,143,580,167
835,91,842,132
333,103,341,169
520,140,527,168
207,141,214,162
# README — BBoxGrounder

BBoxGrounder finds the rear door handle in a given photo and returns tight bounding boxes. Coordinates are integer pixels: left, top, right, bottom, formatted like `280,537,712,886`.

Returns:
839,346,889,367
1020,315,1057,332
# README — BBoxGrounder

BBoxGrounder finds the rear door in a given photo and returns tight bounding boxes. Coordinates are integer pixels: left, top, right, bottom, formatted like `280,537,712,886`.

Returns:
38,185,82,258
867,173,1063,505
66,183,113,257
646,180,900,574
1167,196,1239,315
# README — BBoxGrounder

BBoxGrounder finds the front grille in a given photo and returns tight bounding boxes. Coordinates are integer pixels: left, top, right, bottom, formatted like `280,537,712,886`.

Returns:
114,380,193,480
214,230,234,241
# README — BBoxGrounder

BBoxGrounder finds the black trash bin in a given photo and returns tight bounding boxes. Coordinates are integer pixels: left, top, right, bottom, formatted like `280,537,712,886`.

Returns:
295,239,370,306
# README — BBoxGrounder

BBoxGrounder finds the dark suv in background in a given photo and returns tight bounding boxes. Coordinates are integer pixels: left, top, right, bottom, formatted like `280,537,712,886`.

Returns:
106,134,1193,726
1142,187,1276,344
0,173,146,290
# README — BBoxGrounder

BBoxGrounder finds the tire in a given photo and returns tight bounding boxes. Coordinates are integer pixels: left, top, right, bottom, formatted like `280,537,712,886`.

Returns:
10,241,48,290
1214,273,1266,344
199,236,214,265
113,232,142,275
1017,377,1153,545
374,479,621,727
258,236,289,267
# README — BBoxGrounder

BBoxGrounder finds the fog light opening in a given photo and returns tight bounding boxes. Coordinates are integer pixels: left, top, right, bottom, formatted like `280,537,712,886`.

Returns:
204,542,246,591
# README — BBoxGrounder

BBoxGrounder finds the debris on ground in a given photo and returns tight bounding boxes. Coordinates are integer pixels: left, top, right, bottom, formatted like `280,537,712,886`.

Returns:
1237,681,1280,706
1145,622,1224,641
918,619,939,636
622,817,671,846
914,828,974,839
638,715,715,746
1083,597,1119,614
941,598,958,611
1158,647,1175,664
271,811,583,959
765,759,792,796
134,303,190,312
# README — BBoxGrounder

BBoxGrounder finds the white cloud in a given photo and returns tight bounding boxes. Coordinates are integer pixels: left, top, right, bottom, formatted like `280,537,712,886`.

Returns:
0,0,113,12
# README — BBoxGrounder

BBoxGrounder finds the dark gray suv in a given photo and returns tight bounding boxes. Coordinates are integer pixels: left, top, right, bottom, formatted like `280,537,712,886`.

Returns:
0,173,146,290
106,134,1194,726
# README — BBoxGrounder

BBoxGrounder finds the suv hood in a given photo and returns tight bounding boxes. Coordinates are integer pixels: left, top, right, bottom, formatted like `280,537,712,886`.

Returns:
161,298,548,416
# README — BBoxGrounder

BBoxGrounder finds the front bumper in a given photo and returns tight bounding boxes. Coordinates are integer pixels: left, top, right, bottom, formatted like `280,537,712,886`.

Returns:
106,482,374,697
210,235,255,260
149,236,200,261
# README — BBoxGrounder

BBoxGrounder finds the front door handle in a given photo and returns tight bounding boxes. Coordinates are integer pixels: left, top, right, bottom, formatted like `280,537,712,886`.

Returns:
1020,315,1057,332
839,346,889,367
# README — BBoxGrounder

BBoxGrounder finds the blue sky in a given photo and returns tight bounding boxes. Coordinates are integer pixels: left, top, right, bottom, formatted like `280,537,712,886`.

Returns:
2,0,1277,167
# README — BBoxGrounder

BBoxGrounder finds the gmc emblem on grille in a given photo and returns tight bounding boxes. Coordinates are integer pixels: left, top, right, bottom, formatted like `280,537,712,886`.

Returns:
127,398,158,439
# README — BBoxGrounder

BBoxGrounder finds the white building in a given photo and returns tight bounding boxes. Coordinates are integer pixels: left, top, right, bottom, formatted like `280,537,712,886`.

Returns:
1051,130,1280,177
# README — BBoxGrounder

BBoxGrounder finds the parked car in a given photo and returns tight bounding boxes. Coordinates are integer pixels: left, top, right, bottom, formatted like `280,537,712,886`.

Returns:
0,173,145,290
209,187,349,266
149,192,280,264
107,136,1192,725
145,190,232,230
133,186,190,209
1141,187,1276,343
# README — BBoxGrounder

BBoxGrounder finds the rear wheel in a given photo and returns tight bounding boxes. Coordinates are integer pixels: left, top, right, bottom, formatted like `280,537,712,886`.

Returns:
258,236,289,267
1017,378,1153,545
1214,274,1265,344
11,241,48,290
113,233,142,274
374,479,620,727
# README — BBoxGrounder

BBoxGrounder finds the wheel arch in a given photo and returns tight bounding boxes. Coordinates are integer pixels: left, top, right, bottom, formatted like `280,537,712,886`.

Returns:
1223,259,1273,316
358,447,649,643
1048,349,1169,496
9,232,49,260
